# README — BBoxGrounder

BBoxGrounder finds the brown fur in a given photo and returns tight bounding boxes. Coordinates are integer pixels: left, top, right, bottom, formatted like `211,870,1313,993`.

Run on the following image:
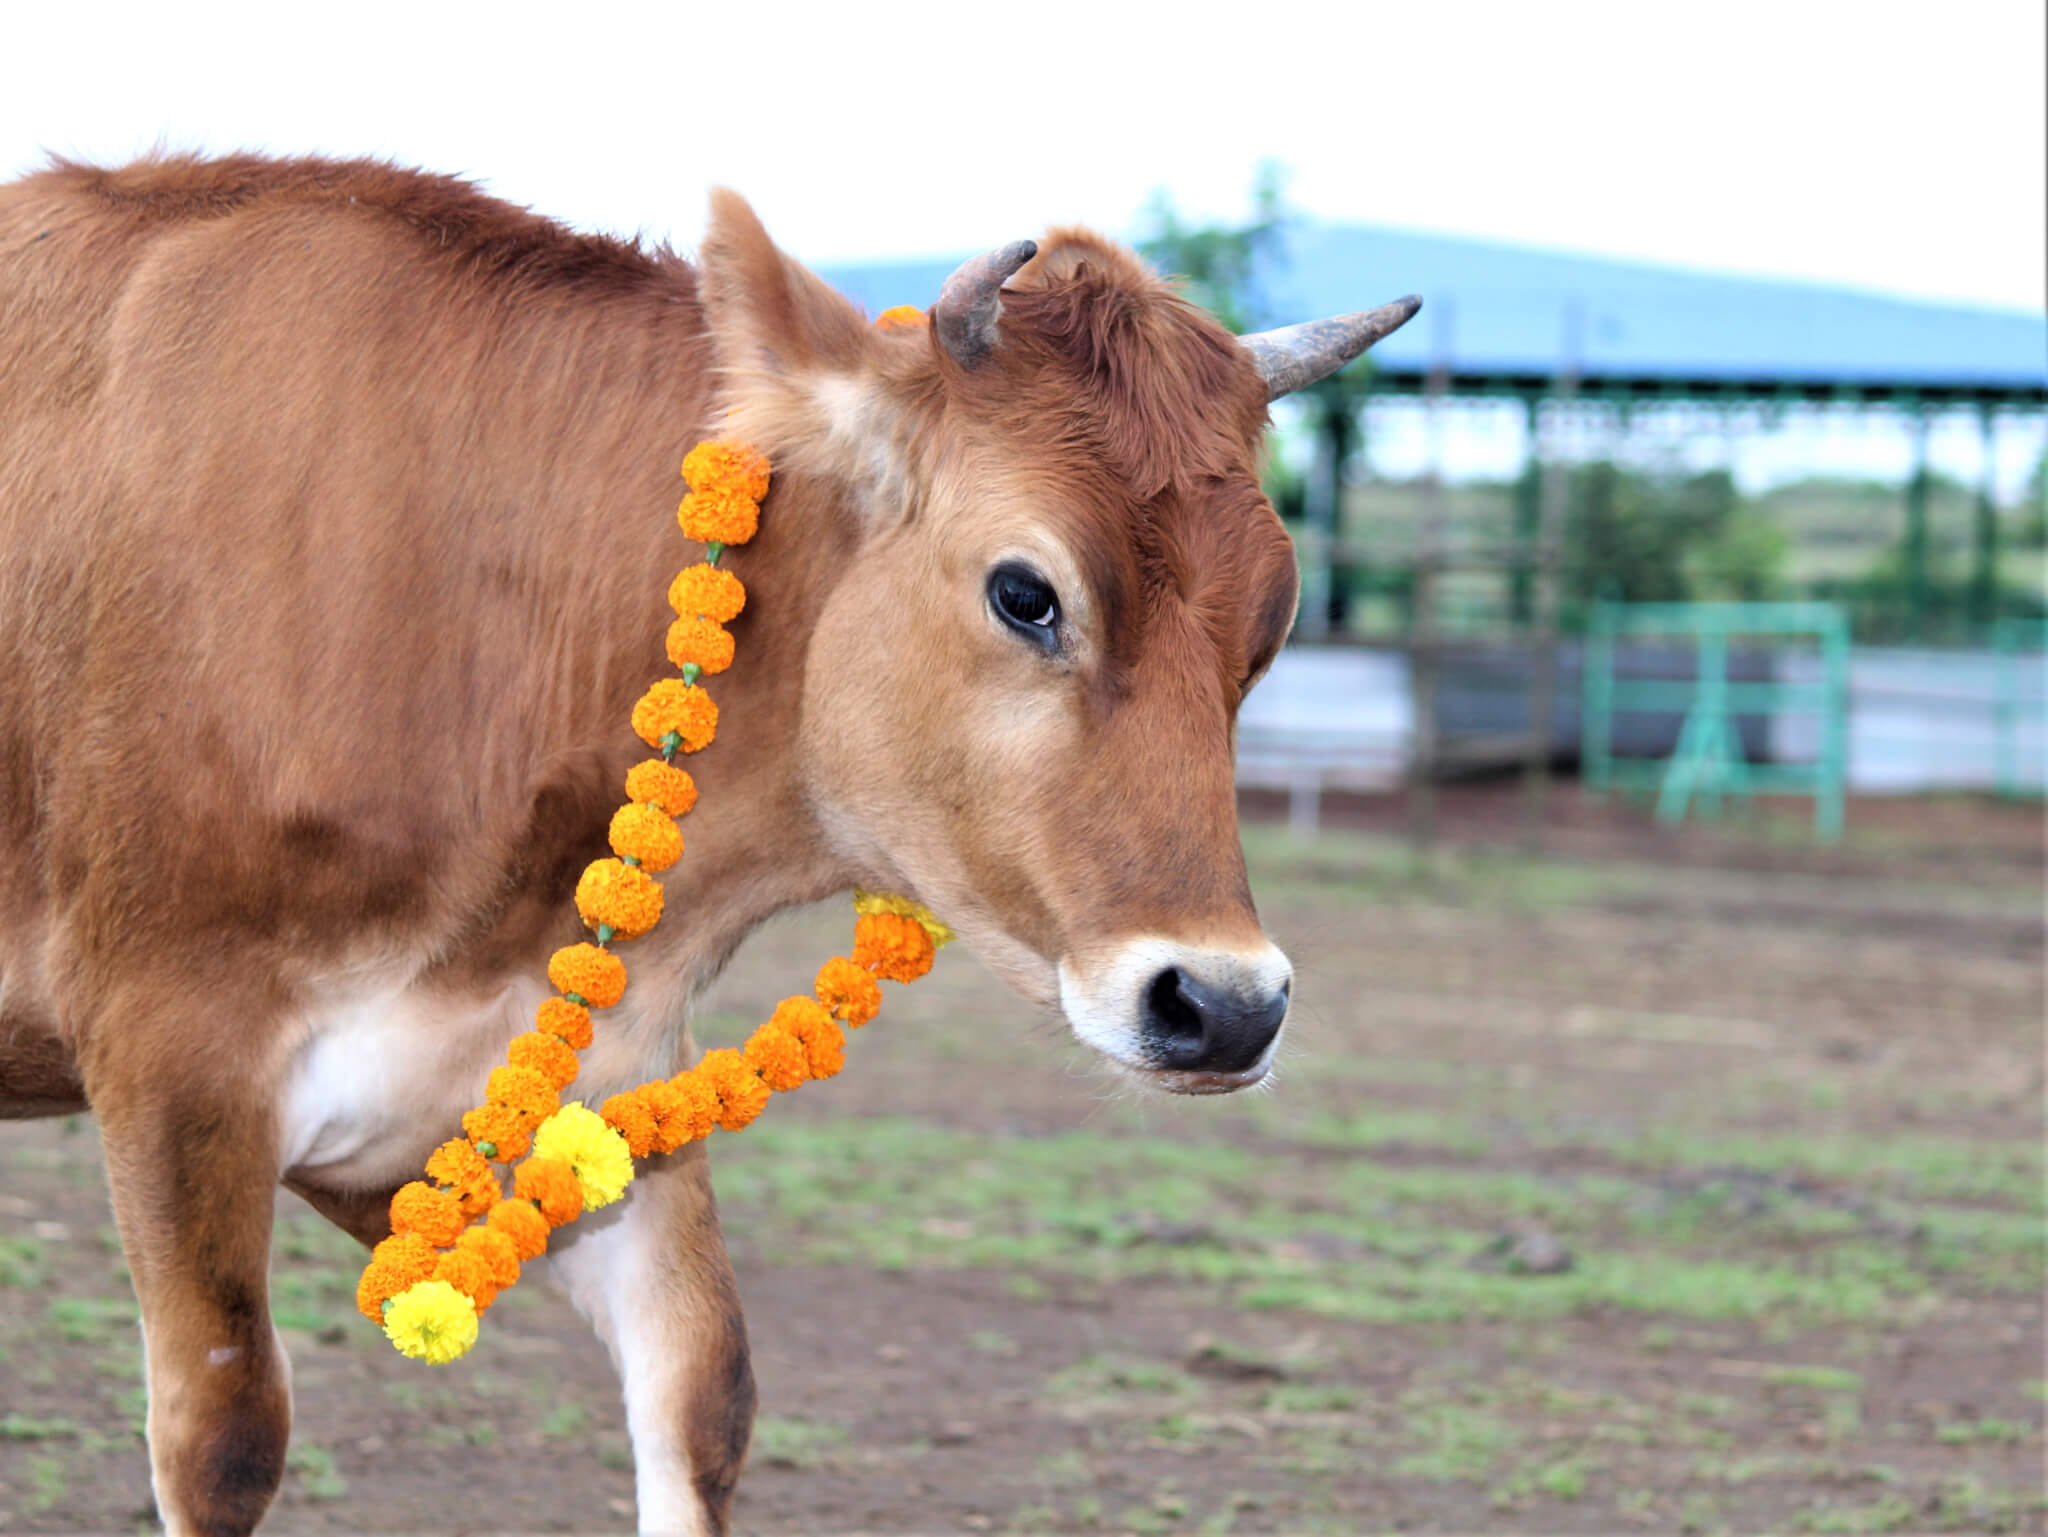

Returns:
0,153,1296,1534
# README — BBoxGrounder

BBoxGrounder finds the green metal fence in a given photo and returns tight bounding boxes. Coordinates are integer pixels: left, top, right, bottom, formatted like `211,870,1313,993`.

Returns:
1582,602,1851,839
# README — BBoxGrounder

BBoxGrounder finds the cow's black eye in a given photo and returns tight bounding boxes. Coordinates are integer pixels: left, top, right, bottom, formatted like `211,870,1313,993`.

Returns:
988,562,1061,652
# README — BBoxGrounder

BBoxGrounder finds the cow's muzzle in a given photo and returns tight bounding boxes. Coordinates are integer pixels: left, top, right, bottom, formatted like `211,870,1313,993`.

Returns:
1057,939,1293,1091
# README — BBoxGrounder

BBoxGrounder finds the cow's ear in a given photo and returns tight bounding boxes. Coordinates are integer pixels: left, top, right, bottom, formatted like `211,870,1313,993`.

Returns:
698,190,870,388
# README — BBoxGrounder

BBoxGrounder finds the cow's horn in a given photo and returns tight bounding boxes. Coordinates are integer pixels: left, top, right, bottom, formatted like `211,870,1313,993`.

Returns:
1240,296,1424,399
934,239,1039,367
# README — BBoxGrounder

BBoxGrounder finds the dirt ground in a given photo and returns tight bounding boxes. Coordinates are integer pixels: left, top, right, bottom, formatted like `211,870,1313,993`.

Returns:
2,787,2043,1535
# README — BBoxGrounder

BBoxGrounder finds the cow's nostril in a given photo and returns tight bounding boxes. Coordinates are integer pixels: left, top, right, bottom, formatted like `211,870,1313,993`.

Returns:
1143,966,1208,1065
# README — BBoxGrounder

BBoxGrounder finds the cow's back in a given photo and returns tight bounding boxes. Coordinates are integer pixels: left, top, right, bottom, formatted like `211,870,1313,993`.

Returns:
0,157,711,1102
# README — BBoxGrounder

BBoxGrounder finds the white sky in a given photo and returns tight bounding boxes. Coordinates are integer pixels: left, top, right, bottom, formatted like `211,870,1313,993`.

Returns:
5,0,2044,315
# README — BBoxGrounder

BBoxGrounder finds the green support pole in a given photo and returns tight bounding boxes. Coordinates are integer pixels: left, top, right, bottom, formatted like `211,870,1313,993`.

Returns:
1511,390,1541,624
1818,612,1848,841
1582,602,1615,793
1905,403,1930,642
1971,404,1999,635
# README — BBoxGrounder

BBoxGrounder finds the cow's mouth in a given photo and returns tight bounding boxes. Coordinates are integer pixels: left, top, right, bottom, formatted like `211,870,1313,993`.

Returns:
1140,1062,1272,1096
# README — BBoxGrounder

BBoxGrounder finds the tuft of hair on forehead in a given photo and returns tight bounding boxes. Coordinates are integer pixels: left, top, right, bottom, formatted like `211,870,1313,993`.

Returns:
965,229,1272,503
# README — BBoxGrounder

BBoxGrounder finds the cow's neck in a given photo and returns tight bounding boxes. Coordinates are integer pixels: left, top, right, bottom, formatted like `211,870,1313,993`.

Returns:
489,439,864,1067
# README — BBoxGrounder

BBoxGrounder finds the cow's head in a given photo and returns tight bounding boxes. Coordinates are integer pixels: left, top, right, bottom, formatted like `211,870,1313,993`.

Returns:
698,193,1416,1093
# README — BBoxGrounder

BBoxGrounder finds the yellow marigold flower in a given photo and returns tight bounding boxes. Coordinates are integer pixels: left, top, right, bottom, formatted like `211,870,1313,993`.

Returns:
681,439,771,503
514,1156,584,1228
424,1137,500,1219
381,1279,478,1364
547,944,627,1008
508,1031,579,1091
875,304,925,330
389,1180,466,1248
458,1223,522,1291
487,1064,558,1121
537,995,594,1049
854,912,936,983
668,564,746,624
532,1102,636,1210
433,1245,500,1313
600,1091,659,1158
609,802,683,873
625,759,699,818
694,1048,770,1132
631,679,718,754
575,858,664,940
677,486,760,547
743,1021,810,1093
463,1102,533,1162
485,1196,549,1261
356,1233,439,1323
773,996,845,1080
815,955,881,1027
852,888,956,949
666,615,736,676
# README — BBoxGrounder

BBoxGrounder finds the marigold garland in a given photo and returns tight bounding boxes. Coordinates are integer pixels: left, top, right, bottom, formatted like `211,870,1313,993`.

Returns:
365,419,953,1363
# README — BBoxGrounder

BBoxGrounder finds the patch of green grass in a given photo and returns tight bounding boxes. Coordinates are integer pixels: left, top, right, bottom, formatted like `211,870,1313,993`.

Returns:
1767,1365,1865,1393
1,1412,77,1439
1394,1401,1516,1483
751,1415,849,1470
0,1236,46,1287
1794,1494,1921,1533
540,1402,590,1440
1260,1383,1360,1415
1046,1354,1200,1403
48,1296,137,1344
1934,1417,2028,1444
25,1453,67,1513
286,1442,347,1500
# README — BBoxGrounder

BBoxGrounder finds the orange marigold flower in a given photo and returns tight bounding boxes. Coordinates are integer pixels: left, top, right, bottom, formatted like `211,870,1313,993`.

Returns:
463,1102,534,1162
625,759,699,818
665,615,736,676
547,944,627,1008
389,1181,467,1248
514,1157,584,1228
631,679,719,754
875,304,925,330
677,485,760,547
773,996,846,1080
667,563,747,625
425,1137,500,1218
507,1031,579,1091
743,1022,810,1093
485,1196,550,1261
575,858,664,940
456,1224,522,1290
424,1137,490,1192
432,1245,499,1313
815,955,882,1027
536,995,594,1050
651,1073,720,1149
681,440,771,503
600,1091,659,1158
694,1048,770,1133
355,1233,439,1322
609,802,683,873
854,911,936,983
487,1064,558,1121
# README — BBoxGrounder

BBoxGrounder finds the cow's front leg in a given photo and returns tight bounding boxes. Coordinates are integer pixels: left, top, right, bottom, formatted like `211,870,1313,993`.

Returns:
547,1137,754,1536
89,1044,291,1536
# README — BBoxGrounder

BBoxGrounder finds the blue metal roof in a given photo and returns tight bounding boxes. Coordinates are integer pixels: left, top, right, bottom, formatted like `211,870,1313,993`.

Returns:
818,223,2047,397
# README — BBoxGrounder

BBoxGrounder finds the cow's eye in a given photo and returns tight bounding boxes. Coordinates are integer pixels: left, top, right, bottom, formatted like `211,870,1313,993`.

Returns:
988,563,1061,652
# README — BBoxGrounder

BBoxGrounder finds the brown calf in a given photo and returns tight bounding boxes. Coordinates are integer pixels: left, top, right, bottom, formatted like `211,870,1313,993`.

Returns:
0,154,1413,1534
